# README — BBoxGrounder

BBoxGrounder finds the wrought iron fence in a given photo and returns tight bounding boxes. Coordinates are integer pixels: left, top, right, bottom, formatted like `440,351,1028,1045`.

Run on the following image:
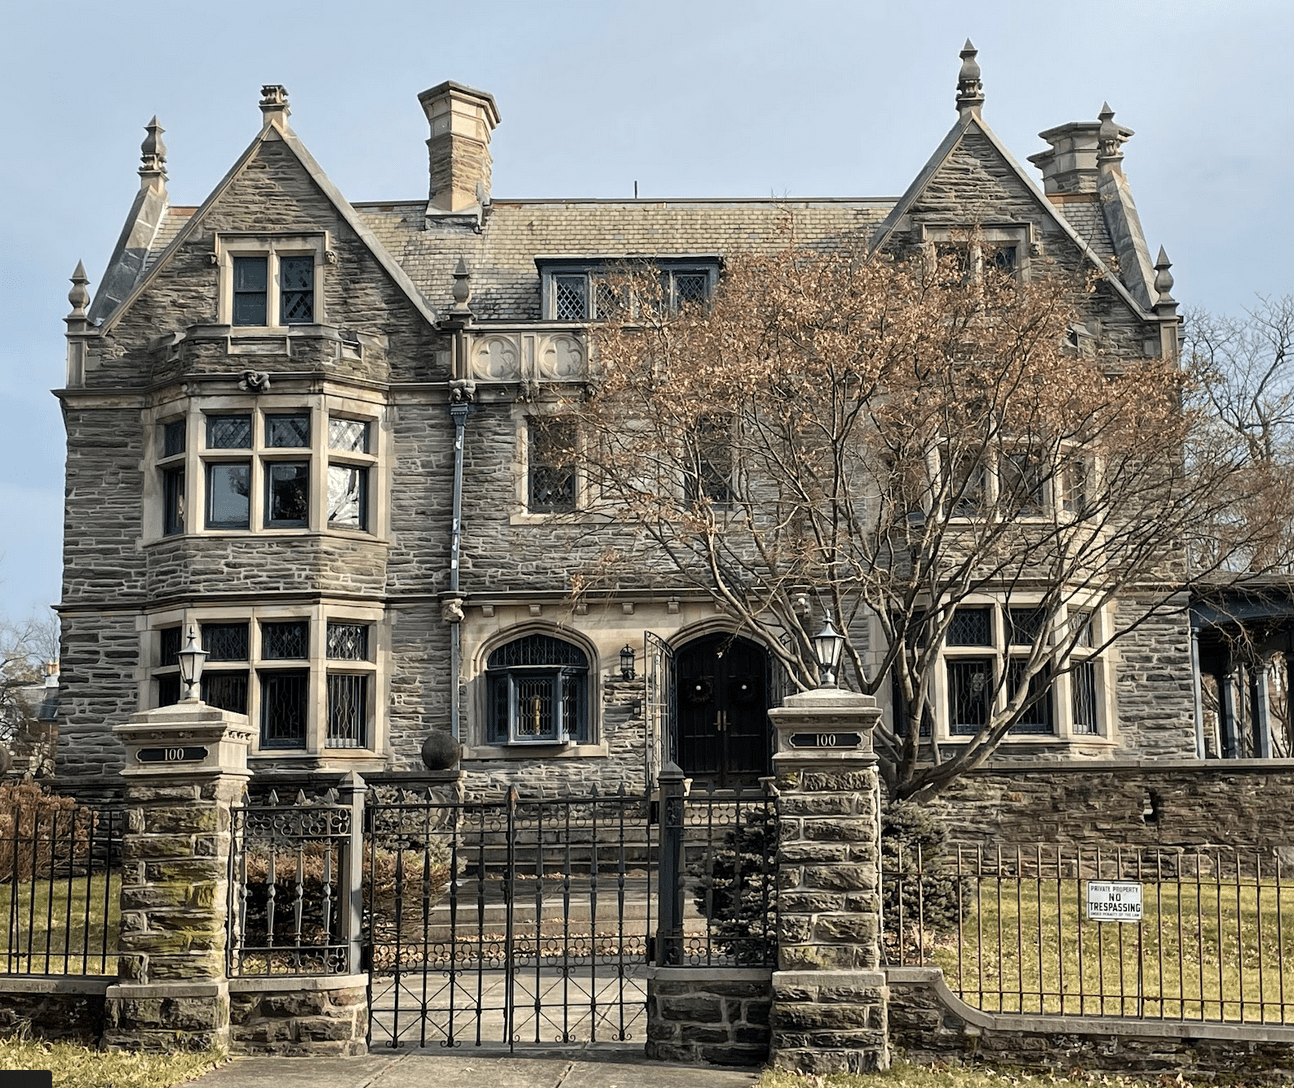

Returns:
227,785,362,976
367,783,653,1050
0,792,123,976
883,842,1294,1023
658,770,778,967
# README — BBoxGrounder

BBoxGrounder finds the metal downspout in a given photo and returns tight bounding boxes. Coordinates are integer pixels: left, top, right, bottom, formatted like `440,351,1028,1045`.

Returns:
448,397,470,741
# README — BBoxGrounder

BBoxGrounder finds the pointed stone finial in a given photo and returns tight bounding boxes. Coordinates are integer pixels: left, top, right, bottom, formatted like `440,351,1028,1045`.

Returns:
67,261,90,318
956,39,985,117
259,84,290,127
1153,246,1175,305
138,116,167,191
1098,102,1132,164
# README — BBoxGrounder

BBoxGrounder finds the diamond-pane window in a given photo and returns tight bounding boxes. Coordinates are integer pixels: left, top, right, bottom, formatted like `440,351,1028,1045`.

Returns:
326,674,367,748
674,272,709,309
207,416,252,449
989,245,1017,275
159,627,182,667
261,671,308,748
279,256,314,324
1070,610,1094,648
948,607,993,646
203,673,249,715
948,658,993,735
202,623,249,661
263,621,308,660
529,418,576,513
327,623,368,661
328,419,369,453
267,414,310,448
554,275,588,321
163,420,186,458
488,635,588,669
486,634,589,745
1007,607,1046,646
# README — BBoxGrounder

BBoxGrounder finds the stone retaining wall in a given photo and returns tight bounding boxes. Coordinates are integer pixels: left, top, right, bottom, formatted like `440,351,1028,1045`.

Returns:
0,977,109,1041
645,967,771,1066
228,975,368,1056
940,761,1294,856
888,967,1294,1083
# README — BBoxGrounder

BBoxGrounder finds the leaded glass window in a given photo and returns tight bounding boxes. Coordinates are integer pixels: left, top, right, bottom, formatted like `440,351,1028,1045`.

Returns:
267,414,309,448
279,256,314,324
1070,610,1094,648
327,623,368,661
202,623,249,661
485,634,589,745
1001,452,1046,515
162,466,185,536
262,621,308,660
203,673,249,715
159,627,182,667
261,671,308,749
1006,660,1053,734
528,418,576,513
163,420,186,458
1071,660,1099,734
207,415,252,449
326,674,367,748
674,272,709,309
327,465,368,530
554,275,588,321
328,419,369,453
684,414,733,505
158,675,180,708
948,607,993,647
1007,607,1046,646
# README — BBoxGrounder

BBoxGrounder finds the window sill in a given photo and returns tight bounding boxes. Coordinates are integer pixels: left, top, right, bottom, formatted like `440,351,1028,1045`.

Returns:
464,742,608,761
147,528,385,545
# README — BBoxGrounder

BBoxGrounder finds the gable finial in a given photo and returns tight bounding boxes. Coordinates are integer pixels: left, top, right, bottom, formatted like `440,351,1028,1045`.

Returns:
956,39,985,118
1098,102,1127,163
1153,246,1175,306
138,116,167,192
67,260,90,319
259,84,291,127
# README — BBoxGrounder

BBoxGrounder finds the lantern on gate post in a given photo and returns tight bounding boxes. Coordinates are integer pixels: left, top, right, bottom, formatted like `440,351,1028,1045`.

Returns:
812,616,845,689
177,625,208,702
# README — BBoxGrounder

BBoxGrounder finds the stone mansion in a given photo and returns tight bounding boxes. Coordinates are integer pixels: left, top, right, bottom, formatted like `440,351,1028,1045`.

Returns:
54,47,1201,794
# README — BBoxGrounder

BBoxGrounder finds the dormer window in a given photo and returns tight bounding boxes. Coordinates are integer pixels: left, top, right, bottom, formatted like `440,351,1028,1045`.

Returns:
538,258,718,321
923,225,1032,283
217,233,325,327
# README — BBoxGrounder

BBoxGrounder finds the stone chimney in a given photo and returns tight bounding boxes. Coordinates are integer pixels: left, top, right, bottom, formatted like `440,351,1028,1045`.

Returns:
1030,102,1134,197
418,81,500,215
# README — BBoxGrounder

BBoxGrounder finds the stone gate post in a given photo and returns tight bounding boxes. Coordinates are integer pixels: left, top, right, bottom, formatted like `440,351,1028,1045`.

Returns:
768,686,888,1074
102,700,252,1050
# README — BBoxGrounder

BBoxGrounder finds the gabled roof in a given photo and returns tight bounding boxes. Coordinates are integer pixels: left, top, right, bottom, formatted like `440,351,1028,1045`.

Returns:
870,112,1154,320
96,116,441,335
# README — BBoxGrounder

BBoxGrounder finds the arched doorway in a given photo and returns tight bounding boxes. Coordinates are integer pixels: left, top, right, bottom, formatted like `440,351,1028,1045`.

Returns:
675,632,771,789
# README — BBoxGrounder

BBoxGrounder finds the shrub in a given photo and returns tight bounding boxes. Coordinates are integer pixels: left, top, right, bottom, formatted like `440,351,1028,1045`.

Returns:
0,778,95,882
881,800,969,953
690,803,778,965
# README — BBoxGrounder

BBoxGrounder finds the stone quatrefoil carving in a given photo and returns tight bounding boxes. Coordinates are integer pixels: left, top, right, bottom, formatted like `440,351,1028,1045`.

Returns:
468,332,585,383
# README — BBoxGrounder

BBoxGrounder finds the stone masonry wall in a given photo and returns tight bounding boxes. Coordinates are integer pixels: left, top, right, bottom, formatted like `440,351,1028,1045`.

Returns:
56,612,139,777
646,968,771,1066
937,760,1294,856
228,977,367,1056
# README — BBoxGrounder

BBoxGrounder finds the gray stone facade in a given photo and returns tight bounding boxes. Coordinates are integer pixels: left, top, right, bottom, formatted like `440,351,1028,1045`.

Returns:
56,56,1194,795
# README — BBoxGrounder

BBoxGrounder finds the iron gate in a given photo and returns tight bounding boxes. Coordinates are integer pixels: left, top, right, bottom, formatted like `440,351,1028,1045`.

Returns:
364,785,655,1050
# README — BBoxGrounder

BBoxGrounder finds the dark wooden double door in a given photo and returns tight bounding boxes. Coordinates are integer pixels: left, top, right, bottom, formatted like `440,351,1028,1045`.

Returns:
675,633,770,789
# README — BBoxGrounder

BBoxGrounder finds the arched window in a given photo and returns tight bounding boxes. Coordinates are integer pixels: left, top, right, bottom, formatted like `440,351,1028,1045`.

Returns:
486,634,590,745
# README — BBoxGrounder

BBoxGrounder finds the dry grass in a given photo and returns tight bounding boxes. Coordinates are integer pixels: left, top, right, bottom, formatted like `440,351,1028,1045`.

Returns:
759,1065,1222,1088
0,1037,224,1088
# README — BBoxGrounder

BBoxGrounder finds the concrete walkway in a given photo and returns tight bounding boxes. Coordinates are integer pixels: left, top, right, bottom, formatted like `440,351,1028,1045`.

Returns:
191,1045,762,1088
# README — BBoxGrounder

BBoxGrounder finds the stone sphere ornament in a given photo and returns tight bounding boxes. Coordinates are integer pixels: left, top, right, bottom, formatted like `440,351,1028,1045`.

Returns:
421,731,462,771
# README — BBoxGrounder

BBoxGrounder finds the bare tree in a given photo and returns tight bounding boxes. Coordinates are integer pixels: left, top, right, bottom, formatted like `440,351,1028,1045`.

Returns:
561,236,1294,802
0,609,59,749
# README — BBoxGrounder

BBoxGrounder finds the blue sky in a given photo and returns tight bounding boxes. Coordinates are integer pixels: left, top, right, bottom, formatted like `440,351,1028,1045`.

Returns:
2,0,1291,621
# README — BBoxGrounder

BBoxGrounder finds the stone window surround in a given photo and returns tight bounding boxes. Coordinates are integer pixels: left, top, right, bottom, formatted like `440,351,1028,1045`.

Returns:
919,222,1037,281
509,404,589,524
213,232,330,329
145,602,387,760
536,257,719,322
881,596,1117,747
462,620,609,760
935,444,1093,523
146,392,384,542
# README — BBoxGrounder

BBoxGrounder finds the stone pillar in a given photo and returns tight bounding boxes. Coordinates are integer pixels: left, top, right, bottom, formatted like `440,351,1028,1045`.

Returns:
767,687,888,1074
102,701,252,1050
